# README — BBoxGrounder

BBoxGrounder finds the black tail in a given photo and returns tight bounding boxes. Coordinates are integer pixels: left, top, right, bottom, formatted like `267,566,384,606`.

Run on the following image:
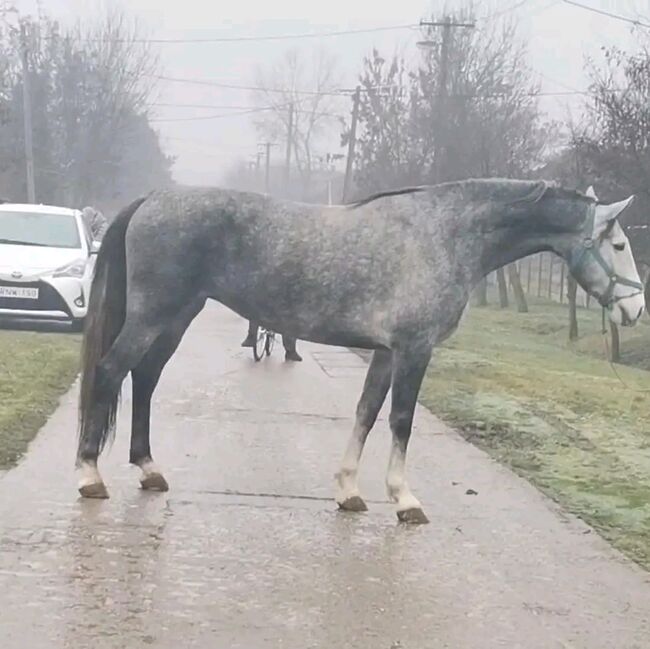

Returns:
77,196,147,461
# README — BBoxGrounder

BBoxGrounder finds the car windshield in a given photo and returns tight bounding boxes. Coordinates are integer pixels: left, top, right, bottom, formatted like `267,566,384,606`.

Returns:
0,210,81,248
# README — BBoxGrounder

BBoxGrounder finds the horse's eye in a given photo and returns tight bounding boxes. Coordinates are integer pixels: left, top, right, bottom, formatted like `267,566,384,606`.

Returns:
613,242,626,252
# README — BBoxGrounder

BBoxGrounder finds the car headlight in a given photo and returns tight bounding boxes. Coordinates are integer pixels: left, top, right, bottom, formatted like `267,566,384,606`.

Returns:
53,259,87,279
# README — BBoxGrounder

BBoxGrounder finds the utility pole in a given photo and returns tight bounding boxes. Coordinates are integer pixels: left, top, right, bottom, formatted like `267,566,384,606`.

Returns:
284,102,294,196
435,18,452,183
254,150,263,189
341,85,361,204
20,24,36,203
418,18,474,184
261,142,274,194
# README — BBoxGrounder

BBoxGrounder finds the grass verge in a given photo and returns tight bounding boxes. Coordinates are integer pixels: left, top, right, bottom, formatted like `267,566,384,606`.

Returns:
0,330,80,470
419,299,650,569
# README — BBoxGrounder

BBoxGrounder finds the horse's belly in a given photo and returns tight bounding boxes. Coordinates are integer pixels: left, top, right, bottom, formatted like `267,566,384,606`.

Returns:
296,328,389,350
208,280,392,349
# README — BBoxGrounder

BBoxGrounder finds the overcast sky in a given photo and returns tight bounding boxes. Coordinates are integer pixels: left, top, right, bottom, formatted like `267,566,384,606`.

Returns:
12,0,644,186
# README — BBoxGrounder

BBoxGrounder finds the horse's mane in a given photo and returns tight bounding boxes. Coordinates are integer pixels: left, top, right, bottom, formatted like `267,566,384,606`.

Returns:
348,180,592,210
348,186,427,209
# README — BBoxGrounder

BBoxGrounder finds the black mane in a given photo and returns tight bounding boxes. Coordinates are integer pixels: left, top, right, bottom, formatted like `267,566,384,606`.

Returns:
348,180,592,211
348,186,427,209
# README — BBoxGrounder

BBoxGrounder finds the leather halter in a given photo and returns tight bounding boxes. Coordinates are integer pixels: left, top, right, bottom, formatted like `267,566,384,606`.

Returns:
569,203,644,309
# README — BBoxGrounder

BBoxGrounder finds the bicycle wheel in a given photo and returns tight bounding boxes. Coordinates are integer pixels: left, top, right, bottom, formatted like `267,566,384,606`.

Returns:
253,328,267,361
264,331,276,357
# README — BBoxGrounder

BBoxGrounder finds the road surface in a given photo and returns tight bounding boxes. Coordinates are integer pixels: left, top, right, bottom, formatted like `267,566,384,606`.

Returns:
0,303,648,648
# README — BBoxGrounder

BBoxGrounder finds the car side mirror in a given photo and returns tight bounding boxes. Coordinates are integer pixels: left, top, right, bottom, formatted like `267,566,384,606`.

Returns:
90,240,101,255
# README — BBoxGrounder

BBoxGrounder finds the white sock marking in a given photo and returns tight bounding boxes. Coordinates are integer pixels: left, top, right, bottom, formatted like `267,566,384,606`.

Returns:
139,460,162,480
386,443,422,512
78,461,103,489
335,422,368,504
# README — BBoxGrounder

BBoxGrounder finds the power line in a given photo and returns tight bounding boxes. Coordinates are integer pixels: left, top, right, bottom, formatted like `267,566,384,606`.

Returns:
149,102,344,122
450,89,589,97
149,77,603,114
561,0,650,29
162,135,258,151
151,90,594,123
537,71,583,93
76,23,419,44
150,106,279,122
483,0,532,20
151,74,345,96
150,101,345,119
531,0,561,17
151,102,257,110
150,105,344,123
150,74,395,97
150,74,595,102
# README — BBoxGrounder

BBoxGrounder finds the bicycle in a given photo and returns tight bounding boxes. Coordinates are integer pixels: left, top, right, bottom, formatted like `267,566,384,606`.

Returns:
253,326,275,361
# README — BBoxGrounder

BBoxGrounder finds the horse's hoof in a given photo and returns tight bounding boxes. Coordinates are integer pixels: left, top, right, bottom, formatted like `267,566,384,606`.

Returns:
140,473,169,492
285,351,303,362
397,508,429,525
78,482,110,499
337,495,368,512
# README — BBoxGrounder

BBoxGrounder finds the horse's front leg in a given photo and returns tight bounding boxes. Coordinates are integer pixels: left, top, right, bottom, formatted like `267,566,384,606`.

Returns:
386,343,433,524
335,349,392,512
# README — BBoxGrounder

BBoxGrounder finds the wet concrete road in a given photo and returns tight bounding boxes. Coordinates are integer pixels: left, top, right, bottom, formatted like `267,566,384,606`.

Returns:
0,303,649,649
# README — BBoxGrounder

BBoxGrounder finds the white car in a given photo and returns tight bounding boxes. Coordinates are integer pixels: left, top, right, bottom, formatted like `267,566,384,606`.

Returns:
0,203,99,330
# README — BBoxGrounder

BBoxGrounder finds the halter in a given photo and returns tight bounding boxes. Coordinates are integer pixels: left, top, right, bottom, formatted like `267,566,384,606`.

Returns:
569,203,644,309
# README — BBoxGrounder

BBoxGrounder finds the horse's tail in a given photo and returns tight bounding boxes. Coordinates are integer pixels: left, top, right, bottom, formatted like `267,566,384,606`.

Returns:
77,196,147,460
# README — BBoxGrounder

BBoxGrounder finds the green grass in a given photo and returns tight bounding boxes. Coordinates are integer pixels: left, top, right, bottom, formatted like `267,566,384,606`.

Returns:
420,298,650,569
0,330,81,470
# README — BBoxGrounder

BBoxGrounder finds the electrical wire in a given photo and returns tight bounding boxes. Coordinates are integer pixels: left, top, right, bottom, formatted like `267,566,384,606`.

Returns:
76,23,419,44
561,0,650,29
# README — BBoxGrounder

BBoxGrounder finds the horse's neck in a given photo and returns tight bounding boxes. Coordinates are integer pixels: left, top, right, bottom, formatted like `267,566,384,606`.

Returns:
463,202,572,283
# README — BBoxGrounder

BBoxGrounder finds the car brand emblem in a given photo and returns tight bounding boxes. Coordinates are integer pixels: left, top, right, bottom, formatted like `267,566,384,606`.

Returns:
11,271,23,279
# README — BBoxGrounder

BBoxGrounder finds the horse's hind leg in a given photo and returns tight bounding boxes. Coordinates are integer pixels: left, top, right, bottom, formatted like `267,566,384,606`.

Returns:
385,344,432,524
77,315,171,498
335,349,392,512
130,300,205,492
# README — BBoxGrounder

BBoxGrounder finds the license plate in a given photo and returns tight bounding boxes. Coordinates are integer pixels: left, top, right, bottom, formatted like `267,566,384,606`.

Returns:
0,286,39,299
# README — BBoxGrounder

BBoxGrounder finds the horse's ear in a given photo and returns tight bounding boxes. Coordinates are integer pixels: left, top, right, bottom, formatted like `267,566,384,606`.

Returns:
594,196,635,235
585,185,598,200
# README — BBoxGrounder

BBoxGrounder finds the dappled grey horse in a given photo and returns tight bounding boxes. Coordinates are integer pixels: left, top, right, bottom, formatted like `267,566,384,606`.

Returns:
76,179,645,523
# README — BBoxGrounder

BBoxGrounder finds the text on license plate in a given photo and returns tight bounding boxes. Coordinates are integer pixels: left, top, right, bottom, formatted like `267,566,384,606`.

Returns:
0,286,39,299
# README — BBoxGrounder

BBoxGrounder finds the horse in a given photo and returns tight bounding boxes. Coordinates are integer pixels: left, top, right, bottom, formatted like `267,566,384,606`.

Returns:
76,179,645,524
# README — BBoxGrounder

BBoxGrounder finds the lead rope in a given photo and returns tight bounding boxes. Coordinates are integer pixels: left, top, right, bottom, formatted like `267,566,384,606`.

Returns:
600,307,650,393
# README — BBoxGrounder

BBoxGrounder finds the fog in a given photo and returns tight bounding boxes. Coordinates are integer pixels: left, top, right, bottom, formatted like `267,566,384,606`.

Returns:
11,0,636,188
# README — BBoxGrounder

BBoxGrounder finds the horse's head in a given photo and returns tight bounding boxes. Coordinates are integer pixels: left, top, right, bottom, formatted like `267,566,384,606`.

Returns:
568,186,644,327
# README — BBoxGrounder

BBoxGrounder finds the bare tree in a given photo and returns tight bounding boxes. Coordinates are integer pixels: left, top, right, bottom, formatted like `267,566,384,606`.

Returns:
351,9,544,311
0,9,170,207
54,10,162,205
537,126,581,338
253,48,342,199
474,278,488,306
496,268,509,308
350,50,413,194
508,264,528,313
544,31,650,346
